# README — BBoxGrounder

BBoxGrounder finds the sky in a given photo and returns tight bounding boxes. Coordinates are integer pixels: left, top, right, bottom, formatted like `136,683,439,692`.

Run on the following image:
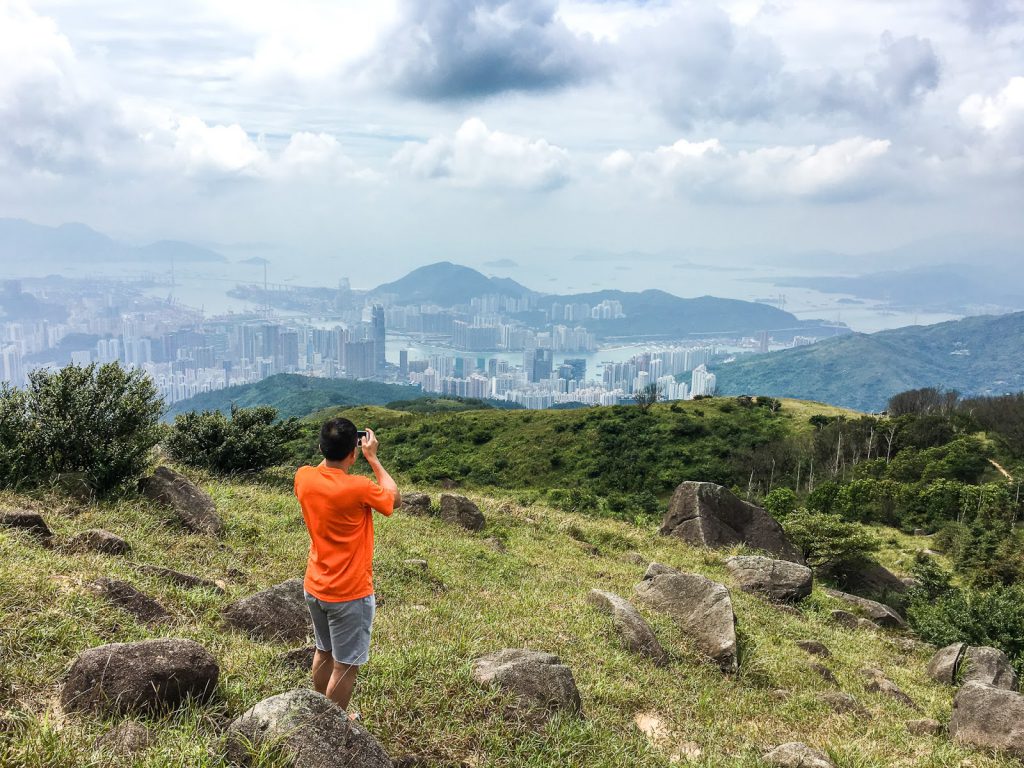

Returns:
1,0,1022,285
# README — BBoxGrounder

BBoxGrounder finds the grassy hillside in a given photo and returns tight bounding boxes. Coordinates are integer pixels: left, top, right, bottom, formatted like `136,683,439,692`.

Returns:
164,374,427,421
1,474,1010,767
716,312,1024,411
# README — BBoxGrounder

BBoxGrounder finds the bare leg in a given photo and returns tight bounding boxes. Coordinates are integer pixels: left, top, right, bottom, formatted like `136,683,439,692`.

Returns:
312,649,333,695
325,662,359,710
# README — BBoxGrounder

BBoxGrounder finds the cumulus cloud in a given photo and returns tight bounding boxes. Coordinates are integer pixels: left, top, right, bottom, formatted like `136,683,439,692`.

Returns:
368,0,604,100
393,118,571,189
958,76,1024,174
961,0,1021,32
604,135,894,202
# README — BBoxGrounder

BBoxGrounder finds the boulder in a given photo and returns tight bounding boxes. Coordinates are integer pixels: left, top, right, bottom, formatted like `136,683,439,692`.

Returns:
634,572,738,672
224,688,392,767
438,494,485,531
90,578,170,625
93,721,153,757
796,640,831,658
135,564,225,593
961,646,1020,691
907,718,942,736
659,481,803,563
586,589,668,665
926,642,966,685
949,682,1024,758
67,529,130,555
724,555,812,602
643,562,681,580
61,638,218,715
401,493,432,515
861,668,917,709
762,742,834,768
0,510,52,542
826,560,909,599
471,649,582,717
222,578,309,642
140,466,223,536
823,589,906,629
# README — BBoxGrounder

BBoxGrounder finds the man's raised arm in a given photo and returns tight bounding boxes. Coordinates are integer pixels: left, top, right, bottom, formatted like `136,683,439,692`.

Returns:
360,428,401,509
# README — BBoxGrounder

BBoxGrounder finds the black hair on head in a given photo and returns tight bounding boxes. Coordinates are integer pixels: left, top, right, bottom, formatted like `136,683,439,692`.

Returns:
320,417,357,460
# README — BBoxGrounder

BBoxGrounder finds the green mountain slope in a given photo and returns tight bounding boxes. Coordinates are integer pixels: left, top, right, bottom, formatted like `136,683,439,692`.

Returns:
716,312,1024,412
372,261,535,305
164,374,427,421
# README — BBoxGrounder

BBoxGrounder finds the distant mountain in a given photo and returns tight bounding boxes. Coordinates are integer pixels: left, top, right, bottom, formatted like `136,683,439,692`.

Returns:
163,374,427,421
0,219,226,264
716,311,1024,411
371,262,535,305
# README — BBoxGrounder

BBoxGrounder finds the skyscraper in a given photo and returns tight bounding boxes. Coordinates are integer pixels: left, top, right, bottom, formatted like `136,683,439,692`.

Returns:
371,304,386,375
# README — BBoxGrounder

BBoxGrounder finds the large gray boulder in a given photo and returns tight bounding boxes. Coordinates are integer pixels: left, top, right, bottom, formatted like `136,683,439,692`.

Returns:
140,466,223,536
762,742,834,768
823,588,906,629
61,638,218,715
0,509,52,542
659,481,803,563
927,642,967,685
587,589,668,665
222,578,309,642
949,682,1024,758
471,649,582,717
824,560,909,600
224,688,392,767
725,555,812,602
962,646,1020,691
439,494,485,531
634,572,738,672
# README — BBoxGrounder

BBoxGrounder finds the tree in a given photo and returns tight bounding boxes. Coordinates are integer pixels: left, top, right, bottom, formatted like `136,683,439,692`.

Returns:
633,383,659,412
166,404,302,474
780,508,881,569
888,387,960,417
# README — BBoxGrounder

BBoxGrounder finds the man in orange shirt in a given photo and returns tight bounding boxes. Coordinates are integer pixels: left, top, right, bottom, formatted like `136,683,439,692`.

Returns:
294,417,401,711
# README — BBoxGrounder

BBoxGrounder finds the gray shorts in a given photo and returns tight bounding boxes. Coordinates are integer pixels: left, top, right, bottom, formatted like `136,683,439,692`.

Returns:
304,591,376,666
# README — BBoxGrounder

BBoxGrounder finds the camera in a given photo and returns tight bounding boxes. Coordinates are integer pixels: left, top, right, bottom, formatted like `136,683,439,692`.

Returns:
356,430,367,445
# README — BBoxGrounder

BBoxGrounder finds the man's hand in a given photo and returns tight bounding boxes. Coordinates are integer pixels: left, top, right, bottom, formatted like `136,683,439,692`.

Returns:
360,428,380,462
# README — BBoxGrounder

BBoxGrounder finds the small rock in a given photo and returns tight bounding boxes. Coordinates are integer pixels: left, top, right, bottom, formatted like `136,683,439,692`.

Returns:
811,663,837,684
439,494,485,532
634,572,737,672
725,555,812,602
484,537,507,553
624,551,648,565
224,688,392,767
587,589,668,665
797,640,831,658
762,742,834,768
961,646,1020,691
949,681,1024,758
861,668,917,709
472,649,582,717
403,559,428,570
61,638,219,715
93,721,153,756
633,712,702,763
829,610,861,630
817,691,864,714
67,529,130,555
401,493,432,515
140,465,223,536
907,718,942,736
222,578,309,642
135,564,225,593
643,562,681,580
927,642,967,685
0,510,52,542
90,578,170,625
824,588,906,629
278,646,317,669
771,689,791,701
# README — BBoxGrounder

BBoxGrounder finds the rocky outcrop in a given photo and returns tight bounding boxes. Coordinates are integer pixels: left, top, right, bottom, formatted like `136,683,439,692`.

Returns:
90,578,170,625
67,529,130,555
725,555,812,602
135,564,225,593
949,682,1024,758
471,649,582,717
224,688,392,767
439,494,485,531
634,572,738,672
140,466,223,536
926,643,1019,691
824,588,905,629
222,578,309,642
659,481,803,563
0,510,52,542
762,742,834,768
587,589,668,665
61,638,219,715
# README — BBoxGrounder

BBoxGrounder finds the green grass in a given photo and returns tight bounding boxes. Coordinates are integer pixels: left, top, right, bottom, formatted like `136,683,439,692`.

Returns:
0,468,1016,767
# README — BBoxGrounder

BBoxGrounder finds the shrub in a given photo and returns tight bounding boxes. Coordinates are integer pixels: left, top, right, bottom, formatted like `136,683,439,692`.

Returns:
762,487,797,519
0,364,163,494
166,405,301,474
780,508,881,569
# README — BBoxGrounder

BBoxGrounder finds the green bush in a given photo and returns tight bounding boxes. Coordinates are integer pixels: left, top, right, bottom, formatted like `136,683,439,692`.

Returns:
779,508,881,569
762,487,797,519
0,364,163,494
166,405,301,474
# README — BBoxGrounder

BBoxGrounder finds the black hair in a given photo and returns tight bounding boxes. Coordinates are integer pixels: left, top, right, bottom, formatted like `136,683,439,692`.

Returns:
320,417,357,460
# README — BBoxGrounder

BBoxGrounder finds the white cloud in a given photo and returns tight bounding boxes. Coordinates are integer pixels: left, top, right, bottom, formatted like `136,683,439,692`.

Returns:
606,135,894,201
958,76,1024,175
393,118,571,190
960,75,1024,132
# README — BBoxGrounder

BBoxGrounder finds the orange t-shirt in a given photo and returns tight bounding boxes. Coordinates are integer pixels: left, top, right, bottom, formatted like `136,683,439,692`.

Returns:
294,462,395,602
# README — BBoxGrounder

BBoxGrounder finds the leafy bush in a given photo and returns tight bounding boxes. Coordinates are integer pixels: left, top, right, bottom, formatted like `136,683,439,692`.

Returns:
166,405,301,474
0,364,163,494
779,508,881,569
762,487,797,519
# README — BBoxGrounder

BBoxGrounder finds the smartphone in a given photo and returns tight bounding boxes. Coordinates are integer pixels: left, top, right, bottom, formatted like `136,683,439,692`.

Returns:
356,430,367,445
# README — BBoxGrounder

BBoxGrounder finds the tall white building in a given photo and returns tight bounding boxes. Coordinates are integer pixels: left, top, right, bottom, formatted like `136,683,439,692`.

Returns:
691,364,717,397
